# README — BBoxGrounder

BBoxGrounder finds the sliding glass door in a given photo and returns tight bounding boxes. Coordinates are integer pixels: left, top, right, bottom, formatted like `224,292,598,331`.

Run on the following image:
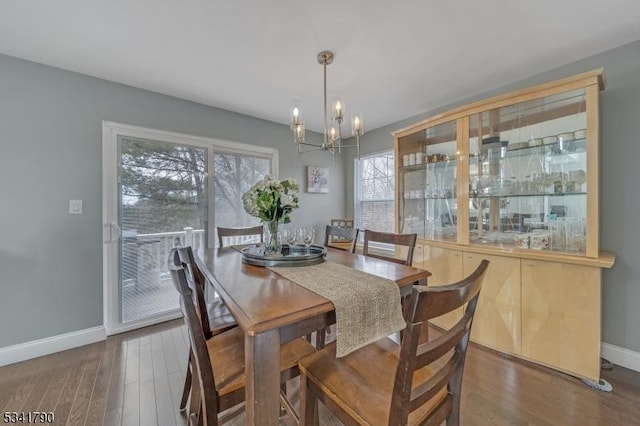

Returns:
119,136,208,324
103,122,278,334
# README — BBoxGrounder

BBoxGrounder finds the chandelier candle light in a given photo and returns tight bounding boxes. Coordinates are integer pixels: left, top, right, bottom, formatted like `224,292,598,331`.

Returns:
290,51,364,158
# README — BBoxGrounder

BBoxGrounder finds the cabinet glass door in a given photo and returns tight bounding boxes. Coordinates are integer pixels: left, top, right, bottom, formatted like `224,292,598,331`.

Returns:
468,88,588,254
399,119,457,242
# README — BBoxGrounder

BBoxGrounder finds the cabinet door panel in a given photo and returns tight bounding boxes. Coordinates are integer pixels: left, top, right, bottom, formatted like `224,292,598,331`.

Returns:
422,246,463,330
467,88,590,256
397,119,458,242
463,253,521,355
521,260,601,380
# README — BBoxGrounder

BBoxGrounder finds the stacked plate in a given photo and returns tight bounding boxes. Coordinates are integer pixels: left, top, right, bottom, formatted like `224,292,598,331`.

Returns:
508,141,529,150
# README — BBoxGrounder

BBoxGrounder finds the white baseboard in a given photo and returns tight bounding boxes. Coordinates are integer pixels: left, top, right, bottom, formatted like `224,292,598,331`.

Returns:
2,327,637,375
601,342,640,373
0,326,106,367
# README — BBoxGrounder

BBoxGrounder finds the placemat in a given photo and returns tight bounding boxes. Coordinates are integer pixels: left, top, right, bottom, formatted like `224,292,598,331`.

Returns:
269,261,406,357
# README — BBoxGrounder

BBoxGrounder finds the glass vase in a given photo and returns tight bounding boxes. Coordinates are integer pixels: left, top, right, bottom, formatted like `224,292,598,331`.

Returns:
264,220,282,255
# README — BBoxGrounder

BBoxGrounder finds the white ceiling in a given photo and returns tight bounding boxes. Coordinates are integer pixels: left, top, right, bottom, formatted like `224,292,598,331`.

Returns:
1,1,639,134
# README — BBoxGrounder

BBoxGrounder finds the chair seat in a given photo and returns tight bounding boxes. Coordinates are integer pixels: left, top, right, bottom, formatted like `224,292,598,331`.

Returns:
208,327,316,401
207,299,238,335
299,338,447,426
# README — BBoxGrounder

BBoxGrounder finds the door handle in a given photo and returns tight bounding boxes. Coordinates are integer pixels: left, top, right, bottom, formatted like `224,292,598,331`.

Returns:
113,223,121,241
104,223,121,243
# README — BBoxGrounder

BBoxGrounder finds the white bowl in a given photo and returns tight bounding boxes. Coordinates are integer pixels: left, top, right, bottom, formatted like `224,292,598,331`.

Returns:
574,129,586,139
557,132,574,143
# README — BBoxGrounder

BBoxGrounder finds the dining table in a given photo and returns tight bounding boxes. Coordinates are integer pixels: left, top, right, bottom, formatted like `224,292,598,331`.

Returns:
202,245,430,425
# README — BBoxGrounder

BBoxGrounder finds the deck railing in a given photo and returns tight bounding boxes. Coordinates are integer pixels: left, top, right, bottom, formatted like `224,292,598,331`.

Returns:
134,226,263,275
136,227,206,274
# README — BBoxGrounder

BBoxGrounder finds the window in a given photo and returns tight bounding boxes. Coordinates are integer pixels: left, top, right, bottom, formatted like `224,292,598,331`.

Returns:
354,150,395,232
213,151,271,229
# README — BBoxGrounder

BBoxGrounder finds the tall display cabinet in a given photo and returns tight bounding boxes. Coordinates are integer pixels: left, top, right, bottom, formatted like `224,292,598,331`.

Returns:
393,69,615,381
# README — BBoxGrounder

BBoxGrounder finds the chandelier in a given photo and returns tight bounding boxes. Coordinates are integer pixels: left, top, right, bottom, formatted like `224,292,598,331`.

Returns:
290,51,364,158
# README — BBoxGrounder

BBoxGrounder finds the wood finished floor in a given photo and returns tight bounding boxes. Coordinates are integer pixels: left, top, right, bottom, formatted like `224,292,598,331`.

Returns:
1,319,639,425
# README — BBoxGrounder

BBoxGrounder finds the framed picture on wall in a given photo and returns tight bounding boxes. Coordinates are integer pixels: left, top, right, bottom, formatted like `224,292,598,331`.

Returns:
307,166,329,193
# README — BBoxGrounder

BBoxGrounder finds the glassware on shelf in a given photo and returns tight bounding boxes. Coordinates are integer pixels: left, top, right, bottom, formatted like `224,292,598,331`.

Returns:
565,217,586,252
557,132,575,152
394,73,600,259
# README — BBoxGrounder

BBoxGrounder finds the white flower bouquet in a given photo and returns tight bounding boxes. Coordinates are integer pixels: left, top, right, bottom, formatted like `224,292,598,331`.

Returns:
242,175,300,224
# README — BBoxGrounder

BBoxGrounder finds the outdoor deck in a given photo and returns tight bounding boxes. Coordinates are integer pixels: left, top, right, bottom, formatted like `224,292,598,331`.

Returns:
122,276,178,322
120,227,258,323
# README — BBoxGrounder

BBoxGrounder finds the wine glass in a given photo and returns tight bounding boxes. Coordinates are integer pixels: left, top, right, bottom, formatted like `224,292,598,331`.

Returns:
300,226,315,253
284,227,297,247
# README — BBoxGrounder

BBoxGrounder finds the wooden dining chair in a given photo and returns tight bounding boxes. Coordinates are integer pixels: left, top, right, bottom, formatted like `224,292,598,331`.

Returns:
171,266,316,425
170,247,238,413
323,225,359,253
362,229,419,342
298,260,489,426
216,225,264,247
362,229,417,266
174,247,237,337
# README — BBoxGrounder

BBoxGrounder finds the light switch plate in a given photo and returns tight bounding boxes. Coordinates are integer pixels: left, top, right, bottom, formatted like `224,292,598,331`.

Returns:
69,199,83,214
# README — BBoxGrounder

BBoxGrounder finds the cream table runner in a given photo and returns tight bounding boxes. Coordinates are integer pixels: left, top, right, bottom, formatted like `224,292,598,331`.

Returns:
269,261,406,357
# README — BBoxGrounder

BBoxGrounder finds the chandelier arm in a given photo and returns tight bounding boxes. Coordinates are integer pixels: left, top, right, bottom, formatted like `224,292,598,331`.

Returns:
297,146,327,154
298,141,325,148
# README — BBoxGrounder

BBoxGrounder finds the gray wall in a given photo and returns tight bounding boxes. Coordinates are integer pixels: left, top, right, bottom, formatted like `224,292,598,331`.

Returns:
0,54,346,348
346,39,640,353
3,38,639,354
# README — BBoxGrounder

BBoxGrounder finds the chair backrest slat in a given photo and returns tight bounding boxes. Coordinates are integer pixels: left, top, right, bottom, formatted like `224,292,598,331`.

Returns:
176,246,206,290
414,316,468,367
388,259,489,425
168,248,183,293
362,229,416,266
323,225,359,253
217,225,263,247
409,351,461,411
418,396,453,426
170,247,213,339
